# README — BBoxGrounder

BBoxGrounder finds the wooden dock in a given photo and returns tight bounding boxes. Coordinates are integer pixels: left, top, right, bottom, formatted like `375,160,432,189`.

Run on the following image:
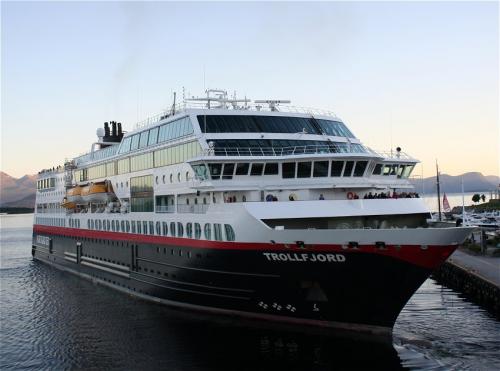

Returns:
432,249,500,319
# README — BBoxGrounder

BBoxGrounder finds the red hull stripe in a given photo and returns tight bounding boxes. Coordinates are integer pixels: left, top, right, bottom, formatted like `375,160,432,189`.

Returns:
32,225,456,269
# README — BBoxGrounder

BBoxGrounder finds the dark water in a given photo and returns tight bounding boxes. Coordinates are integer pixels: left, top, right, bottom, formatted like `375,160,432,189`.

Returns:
1,215,499,370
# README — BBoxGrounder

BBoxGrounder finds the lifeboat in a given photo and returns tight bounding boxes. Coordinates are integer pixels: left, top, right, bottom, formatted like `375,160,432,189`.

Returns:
66,185,83,203
80,181,116,203
61,198,76,209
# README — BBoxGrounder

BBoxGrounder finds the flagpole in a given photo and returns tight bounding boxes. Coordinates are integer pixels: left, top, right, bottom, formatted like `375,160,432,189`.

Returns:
436,161,442,221
461,176,465,224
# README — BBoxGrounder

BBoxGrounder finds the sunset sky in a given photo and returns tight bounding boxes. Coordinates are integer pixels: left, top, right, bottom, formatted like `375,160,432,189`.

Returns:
1,1,498,178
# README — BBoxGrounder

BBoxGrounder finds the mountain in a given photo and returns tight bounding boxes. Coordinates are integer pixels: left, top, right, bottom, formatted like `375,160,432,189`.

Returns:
0,171,37,207
409,172,500,194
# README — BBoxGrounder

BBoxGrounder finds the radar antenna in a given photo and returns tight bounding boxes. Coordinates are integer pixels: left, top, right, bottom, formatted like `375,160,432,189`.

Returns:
254,99,291,112
185,89,251,109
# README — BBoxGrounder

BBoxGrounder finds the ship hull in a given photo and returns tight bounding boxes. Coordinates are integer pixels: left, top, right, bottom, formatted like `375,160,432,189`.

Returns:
32,225,457,334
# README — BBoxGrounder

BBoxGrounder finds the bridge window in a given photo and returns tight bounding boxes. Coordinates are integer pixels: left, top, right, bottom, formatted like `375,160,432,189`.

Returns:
297,162,312,178
353,161,368,177
372,164,383,175
331,161,344,177
264,163,279,175
208,163,222,180
235,163,249,175
222,163,235,179
250,163,264,176
343,161,354,177
282,162,296,178
313,161,329,177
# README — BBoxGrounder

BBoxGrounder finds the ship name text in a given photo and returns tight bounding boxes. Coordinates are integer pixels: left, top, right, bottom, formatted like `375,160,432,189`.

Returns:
263,252,346,263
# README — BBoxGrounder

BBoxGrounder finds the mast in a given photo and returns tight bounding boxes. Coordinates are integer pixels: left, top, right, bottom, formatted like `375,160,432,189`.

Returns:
461,176,465,224
436,161,442,221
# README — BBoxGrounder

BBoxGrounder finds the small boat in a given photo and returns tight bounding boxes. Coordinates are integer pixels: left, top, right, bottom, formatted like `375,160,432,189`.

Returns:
60,198,76,209
80,181,115,203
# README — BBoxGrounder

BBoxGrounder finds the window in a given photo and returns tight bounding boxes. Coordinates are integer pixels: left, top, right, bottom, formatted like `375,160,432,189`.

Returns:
224,224,235,241
131,221,136,233
343,161,354,177
264,163,279,175
121,220,125,232
235,163,249,175
402,165,414,178
111,220,115,231
137,221,142,234
214,223,223,241
383,165,391,176
170,222,176,237
222,163,235,179
372,164,383,175
194,223,201,239
126,221,130,232
162,222,168,236
148,127,159,146
353,161,368,177
143,221,148,234
313,161,329,177
282,162,296,178
139,131,149,148
208,163,222,180
186,223,193,238
149,221,154,235
130,175,154,212
250,163,264,176
315,119,355,138
204,223,211,240
390,164,398,176
297,162,312,178
177,222,184,237
130,134,140,151
331,161,344,177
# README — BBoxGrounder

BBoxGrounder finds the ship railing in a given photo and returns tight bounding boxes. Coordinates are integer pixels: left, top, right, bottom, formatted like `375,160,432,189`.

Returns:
177,204,209,214
202,144,372,157
155,205,176,213
134,102,340,130
367,149,416,161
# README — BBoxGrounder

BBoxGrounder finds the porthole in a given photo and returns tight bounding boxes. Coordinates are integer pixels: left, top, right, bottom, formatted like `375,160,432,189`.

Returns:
126,181,129,187
162,175,166,184
177,172,181,182
186,171,190,181
155,176,159,184
170,174,173,183
121,182,123,188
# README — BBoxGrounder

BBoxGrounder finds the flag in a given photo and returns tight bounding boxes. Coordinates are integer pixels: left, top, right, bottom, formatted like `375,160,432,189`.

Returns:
443,193,451,213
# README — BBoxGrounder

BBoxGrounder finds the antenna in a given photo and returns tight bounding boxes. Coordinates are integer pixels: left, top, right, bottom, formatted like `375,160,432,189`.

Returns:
171,92,177,115
254,99,291,112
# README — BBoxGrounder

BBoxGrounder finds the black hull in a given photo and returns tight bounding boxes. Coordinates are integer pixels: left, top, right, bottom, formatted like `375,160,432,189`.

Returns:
32,226,451,334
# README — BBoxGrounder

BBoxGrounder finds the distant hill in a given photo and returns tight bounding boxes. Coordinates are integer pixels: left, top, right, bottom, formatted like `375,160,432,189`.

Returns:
410,172,500,194
0,171,37,208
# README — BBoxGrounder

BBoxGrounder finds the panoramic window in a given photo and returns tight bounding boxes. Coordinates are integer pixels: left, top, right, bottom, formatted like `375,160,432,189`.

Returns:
331,161,344,177
130,134,140,151
139,131,149,148
130,175,154,212
313,161,329,177
282,162,296,178
315,119,355,138
148,127,159,146
208,163,222,180
204,223,211,240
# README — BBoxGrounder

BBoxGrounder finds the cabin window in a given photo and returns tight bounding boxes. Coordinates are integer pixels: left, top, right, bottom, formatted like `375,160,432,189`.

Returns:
204,223,211,240
222,163,235,179
137,221,142,234
353,161,368,177
194,223,201,239
170,222,176,237
235,163,250,175
126,221,130,232
214,223,223,241
372,164,383,175
250,163,264,176
297,162,312,178
177,222,184,237
162,222,168,236
131,221,136,233
331,161,344,177
224,224,235,241
208,163,222,180
186,223,193,238
313,161,329,177
143,221,148,234
121,220,125,232
264,163,279,175
156,222,161,235
343,161,354,177
282,162,296,178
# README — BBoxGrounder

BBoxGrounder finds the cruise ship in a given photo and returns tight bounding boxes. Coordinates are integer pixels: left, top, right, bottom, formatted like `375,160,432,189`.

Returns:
32,89,473,334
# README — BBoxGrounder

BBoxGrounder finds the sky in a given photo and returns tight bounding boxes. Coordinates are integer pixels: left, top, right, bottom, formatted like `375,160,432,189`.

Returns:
1,1,499,179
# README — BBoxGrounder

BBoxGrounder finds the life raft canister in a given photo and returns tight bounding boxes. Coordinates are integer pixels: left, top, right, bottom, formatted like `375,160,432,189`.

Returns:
347,191,355,200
